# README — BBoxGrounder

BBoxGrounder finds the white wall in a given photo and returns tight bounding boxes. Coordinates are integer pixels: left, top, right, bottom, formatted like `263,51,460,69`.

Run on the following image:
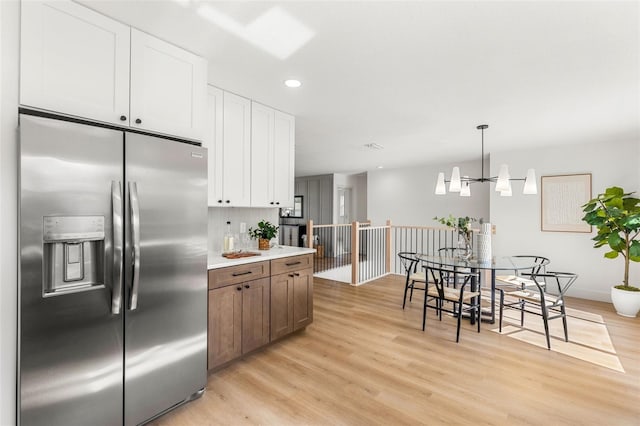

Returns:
352,173,367,221
367,159,491,227
1,1,19,423
207,207,279,256
333,172,367,223
491,139,640,301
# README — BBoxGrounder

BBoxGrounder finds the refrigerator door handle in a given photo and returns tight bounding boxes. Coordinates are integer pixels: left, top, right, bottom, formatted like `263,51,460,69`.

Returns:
129,181,141,310
111,181,123,314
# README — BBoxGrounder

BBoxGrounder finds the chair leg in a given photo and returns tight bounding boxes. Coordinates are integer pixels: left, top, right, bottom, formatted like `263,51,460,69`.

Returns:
561,304,569,342
409,281,415,302
402,276,410,309
476,303,481,333
456,304,462,342
520,300,525,327
542,307,551,350
422,290,427,331
499,290,504,332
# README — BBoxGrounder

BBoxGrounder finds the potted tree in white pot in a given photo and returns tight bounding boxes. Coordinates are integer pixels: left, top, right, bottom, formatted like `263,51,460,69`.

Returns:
582,186,640,317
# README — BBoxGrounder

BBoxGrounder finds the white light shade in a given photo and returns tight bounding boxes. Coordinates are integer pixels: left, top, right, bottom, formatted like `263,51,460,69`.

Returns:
500,180,512,197
460,177,471,197
435,172,446,195
495,164,510,192
523,168,537,194
449,167,461,192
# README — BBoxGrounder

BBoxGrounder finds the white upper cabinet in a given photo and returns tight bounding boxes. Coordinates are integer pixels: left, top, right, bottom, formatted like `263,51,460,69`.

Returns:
20,1,207,141
273,110,295,207
251,102,295,208
20,1,131,126
250,102,275,207
205,87,252,207
130,29,207,141
222,92,252,207
204,86,224,206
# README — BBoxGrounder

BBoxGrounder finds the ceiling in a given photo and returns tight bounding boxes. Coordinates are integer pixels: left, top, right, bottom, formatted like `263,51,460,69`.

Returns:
79,1,639,177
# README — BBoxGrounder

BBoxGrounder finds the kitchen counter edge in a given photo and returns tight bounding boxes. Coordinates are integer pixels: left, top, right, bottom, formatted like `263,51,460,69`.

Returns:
208,246,316,269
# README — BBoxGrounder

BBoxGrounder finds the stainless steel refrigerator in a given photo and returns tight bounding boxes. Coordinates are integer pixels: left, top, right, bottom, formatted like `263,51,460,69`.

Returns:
18,113,208,425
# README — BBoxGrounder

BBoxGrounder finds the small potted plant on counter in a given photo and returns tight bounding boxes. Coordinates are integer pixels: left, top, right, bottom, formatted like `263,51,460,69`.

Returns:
248,220,279,250
582,186,640,317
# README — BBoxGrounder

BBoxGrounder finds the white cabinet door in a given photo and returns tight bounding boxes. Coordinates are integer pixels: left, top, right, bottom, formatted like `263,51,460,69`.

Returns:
20,0,130,126
250,103,295,208
222,92,251,207
273,111,295,207
204,86,224,206
250,102,275,207
130,29,207,141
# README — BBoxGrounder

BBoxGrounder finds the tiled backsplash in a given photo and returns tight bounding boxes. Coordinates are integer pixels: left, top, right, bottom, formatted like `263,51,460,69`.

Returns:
208,207,279,254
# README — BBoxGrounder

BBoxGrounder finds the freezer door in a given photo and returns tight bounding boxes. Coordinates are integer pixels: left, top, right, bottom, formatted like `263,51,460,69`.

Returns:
124,133,208,425
19,115,124,426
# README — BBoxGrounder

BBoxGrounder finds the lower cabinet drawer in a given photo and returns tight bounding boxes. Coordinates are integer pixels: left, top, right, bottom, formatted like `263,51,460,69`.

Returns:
208,261,270,289
270,254,313,276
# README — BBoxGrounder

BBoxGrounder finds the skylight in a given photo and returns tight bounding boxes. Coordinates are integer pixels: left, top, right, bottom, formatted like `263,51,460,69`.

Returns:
197,5,315,60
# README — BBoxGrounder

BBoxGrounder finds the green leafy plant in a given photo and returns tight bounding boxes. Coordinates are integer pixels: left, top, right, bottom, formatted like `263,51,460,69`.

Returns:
248,220,279,240
582,186,640,291
433,215,477,235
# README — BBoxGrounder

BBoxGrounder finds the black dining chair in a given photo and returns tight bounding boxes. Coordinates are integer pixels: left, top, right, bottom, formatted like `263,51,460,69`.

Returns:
398,252,427,309
494,255,551,325
499,271,578,349
436,247,470,288
422,264,482,342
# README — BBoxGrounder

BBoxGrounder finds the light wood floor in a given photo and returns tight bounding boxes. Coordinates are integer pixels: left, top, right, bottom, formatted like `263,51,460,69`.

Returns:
152,274,640,425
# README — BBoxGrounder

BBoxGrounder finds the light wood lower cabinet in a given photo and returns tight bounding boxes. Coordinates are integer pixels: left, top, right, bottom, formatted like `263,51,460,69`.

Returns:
270,267,314,341
208,254,313,370
241,278,270,354
207,284,242,368
207,260,271,370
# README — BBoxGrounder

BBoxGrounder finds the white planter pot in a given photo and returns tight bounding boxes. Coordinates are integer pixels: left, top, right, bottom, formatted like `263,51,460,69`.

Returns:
611,286,640,318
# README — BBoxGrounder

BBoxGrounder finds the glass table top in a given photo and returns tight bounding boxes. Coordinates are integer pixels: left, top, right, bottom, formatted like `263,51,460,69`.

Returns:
416,254,540,271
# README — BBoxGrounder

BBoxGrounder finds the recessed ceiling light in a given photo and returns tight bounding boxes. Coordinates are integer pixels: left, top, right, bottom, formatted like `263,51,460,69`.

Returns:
284,79,302,88
377,165,384,169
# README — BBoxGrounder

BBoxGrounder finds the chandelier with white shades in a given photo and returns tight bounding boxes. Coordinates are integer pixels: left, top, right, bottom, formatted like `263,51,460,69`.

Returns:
434,124,537,197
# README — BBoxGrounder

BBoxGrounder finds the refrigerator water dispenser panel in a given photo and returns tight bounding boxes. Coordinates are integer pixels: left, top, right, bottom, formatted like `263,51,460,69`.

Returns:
42,215,105,296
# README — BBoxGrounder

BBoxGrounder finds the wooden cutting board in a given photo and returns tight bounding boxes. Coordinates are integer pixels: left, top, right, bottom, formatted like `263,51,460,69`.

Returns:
222,252,261,259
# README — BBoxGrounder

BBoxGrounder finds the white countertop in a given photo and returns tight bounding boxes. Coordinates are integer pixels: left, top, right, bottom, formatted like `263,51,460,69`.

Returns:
208,245,315,269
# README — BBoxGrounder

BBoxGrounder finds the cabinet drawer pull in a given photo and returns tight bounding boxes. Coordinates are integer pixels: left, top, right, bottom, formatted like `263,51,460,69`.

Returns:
236,287,242,291
244,285,250,289
232,271,252,277
288,274,295,277
120,115,127,121
294,272,300,277
285,261,302,267
135,118,142,124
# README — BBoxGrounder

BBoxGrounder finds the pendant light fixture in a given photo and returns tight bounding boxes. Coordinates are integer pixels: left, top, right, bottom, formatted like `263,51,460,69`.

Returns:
434,124,537,197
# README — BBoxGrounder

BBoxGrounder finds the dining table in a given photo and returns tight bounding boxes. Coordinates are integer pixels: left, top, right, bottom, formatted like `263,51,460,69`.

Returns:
416,253,541,324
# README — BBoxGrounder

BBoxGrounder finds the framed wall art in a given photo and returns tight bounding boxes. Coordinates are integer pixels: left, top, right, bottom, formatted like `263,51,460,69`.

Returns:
541,173,592,233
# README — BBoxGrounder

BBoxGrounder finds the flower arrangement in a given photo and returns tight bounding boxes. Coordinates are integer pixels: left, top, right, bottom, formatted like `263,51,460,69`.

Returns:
434,215,478,260
433,215,477,235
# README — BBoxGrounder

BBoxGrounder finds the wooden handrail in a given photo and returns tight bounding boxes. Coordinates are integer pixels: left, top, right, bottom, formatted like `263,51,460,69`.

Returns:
313,223,352,228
